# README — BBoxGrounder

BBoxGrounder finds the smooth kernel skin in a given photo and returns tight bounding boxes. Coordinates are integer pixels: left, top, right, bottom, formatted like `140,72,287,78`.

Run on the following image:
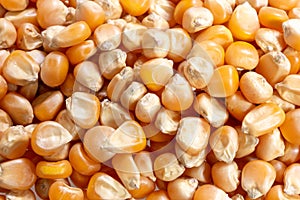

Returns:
280,109,300,145
36,160,73,179
49,181,84,200
120,0,151,16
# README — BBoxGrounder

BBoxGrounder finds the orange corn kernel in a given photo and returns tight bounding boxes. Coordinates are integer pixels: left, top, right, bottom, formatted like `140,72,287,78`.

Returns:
128,176,155,199
269,160,287,183
104,120,147,153
226,91,256,121
0,0,29,11
197,40,225,67
161,73,194,111
70,170,91,189
36,160,73,179
69,143,101,176
0,92,34,125
146,190,170,200
241,160,276,199
173,0,203,24
52,21,92,48
31,121,73,156
258,6,289,32
40,51,69,87
193,184,231,200
0,108,12,131
203,0,233,25
280,109,300,145
75,1,105,31
228,2,260,41
0,158,36,190
32,91,64,121
268,0,298,10
0,75,7,100
65,40,97,65
225,41,259,70
49,181,84,200
242,103,286,137
284,47,300,74
120,0,151,16
206,65,239,98
195,25,233,49
255,51,290,87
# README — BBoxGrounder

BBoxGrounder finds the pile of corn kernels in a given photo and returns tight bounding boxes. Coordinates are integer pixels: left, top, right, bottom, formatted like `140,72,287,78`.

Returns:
0,0,300,199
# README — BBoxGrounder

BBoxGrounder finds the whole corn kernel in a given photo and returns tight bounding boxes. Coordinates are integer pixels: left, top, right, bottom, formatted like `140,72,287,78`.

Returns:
282,19,300,51
93,23,122,51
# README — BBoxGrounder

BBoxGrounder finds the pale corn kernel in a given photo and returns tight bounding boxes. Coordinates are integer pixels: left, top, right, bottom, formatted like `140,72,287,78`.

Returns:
282,19,300,51
154,153,185,182
255,28,286,53
167,177,198,200
193,93,229,128
149,0,176,26
184,161,211,183
175,143,208,168
135,93,161,123
241,103,286,137
93,24,122,51
204,0,233,24
4,8,38,29
142,28,170,58
236,0,268,10
94,0,123,20
154,107,180,134
83,125,116,163
55,109,81,140
209,125,239,163
211,161,240,192
161,73,194,111
87,172,131,199
241,160,276,199
134,152,156,182
182,6,214,33
26,49,46,65
0,125,29,159
141,13,170,29
183,56,214,89
73,61,103,92
275,74,300,106
2,50,40,86
65,92,100,129
0,109,13,132
122,23,147,52
43,143,70,161
289,7,300,19
176,117,210,155
120,81,147,111
100,99,132,129
103,120,146,153
139,58,174,92
112,154,140,190
17,23,43,51
256,128,285,161
166,28,192,62
41,25,65,51
283,163,300,195
6,190,36,200
239,71,273,104
107,67,134,102
31,121,73,156
0,18,17,49
266,91,296,112
122,15,140,24
235,126,259,158
107,18,127,31
98,49,127,80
